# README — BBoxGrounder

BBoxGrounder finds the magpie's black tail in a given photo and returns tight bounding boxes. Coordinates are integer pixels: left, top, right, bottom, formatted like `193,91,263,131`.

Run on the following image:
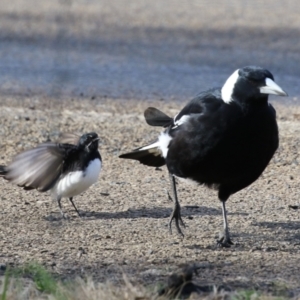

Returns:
120,107,170,167
119,143,165,167
0,165,7,176
144,107,173,127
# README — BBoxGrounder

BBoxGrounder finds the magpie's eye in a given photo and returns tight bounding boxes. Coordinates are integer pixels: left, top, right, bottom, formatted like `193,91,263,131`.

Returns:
247,77,265,86
246,78,260,87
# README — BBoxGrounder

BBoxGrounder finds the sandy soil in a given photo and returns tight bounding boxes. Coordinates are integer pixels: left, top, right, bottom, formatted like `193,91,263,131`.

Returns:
0,98,299,296
1,0,300,297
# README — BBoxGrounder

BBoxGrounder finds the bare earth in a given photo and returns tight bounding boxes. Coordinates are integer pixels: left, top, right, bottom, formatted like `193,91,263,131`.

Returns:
1,0,300,297
0,98,300,296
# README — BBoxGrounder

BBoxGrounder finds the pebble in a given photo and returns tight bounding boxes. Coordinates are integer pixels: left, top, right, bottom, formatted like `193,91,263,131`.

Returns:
0,264,6,271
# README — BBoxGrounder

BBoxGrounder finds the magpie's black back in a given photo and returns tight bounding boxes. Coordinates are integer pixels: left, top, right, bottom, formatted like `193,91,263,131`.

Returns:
166,92,278,199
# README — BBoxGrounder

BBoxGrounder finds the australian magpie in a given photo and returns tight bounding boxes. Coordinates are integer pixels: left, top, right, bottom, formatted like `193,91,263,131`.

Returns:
0,132,101,218
119,66,287,247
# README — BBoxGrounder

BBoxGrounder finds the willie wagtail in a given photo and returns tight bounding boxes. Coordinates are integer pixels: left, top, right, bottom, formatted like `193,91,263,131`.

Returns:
0,132,101,218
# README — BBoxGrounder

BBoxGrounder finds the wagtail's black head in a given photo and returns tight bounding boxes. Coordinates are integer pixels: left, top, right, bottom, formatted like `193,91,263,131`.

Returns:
221,66,288,105
78,132,100,152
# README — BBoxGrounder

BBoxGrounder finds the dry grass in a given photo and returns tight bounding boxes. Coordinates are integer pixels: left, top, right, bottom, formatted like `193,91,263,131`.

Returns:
0,266,155,300
0,263,294,300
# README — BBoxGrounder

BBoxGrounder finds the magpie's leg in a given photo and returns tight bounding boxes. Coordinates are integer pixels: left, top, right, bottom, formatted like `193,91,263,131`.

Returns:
168,173,185,237
69,197,82,217
217,200,234,247
57,196,67,219
167,190,173,202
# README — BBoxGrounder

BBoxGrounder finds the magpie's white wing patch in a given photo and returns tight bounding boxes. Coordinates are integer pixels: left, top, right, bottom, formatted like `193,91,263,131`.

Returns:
158,132,172,158
139,131,172,158
172,115,191,129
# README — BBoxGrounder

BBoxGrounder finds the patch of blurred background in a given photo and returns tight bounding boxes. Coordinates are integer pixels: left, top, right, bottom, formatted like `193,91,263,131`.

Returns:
1,0,299,101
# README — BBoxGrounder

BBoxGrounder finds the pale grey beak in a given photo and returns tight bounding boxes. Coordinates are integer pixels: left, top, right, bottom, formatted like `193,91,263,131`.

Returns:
260,78,288,96
86,137,100,150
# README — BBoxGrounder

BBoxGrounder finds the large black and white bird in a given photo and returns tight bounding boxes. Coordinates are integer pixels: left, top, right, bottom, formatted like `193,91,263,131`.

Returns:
119,66,287,247
0,132,101,218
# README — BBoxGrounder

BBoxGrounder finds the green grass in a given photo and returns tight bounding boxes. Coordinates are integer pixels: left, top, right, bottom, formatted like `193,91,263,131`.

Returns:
0,263,296,300
15,263,60,295
1,270,9,300
1,263,66,300
233,290,261,300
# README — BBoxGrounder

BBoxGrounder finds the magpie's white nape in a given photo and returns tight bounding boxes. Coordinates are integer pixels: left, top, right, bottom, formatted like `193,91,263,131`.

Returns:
0,132,102,219
120,66,288,247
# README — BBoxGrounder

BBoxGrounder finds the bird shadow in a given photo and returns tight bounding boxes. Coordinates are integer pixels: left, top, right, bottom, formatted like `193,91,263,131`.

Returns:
252,221,300,230
77,205,218,220
43,205,248,223
79,205,247,221
251,221,300,243
43,205,214,222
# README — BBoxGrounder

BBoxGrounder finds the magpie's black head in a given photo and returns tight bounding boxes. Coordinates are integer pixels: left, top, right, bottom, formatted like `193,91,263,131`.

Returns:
221,66,288,105
78,132,99,152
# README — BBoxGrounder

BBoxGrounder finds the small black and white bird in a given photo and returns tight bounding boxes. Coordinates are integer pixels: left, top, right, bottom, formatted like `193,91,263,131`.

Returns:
0,132,101,218
119,66,287,247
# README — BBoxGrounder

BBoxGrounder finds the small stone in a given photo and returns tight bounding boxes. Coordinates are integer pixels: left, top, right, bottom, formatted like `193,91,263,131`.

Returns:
100,192,110,196
141,268,161,276
288,205,299,210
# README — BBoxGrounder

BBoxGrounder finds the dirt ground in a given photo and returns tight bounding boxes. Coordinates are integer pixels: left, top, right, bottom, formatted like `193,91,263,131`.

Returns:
0,97,299,296
1,0,300,297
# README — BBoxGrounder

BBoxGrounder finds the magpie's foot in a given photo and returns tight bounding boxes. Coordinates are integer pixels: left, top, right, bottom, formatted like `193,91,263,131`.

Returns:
169,204,185,237
217,231,234,248
76,211,83,218
60,211,69,220
167,191,173,202
62,214,69,220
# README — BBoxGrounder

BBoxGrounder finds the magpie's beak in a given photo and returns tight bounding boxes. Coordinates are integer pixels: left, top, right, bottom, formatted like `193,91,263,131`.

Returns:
260,78,288,96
